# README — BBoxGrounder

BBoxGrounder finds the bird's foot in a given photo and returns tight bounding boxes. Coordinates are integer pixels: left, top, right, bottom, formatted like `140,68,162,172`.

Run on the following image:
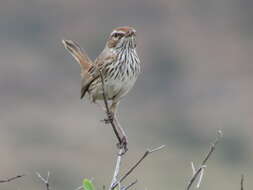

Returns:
102,111,114,124
117,136,128,155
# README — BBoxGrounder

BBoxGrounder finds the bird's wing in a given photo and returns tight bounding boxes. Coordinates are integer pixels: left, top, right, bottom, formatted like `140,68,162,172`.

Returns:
80,51,117,99
94,47,117,68
62,40,117,99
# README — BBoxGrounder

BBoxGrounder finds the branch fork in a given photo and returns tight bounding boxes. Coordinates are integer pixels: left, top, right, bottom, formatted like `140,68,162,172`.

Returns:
36,171,51,190
186,130,223,190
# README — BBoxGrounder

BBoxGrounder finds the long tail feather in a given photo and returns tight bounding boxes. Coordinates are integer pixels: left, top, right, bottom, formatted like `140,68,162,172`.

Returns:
62,39,92,72
62,39,97,99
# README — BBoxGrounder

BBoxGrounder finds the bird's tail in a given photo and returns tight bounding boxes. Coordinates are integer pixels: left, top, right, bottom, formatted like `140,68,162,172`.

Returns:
62,39,98,99
62,39,92,73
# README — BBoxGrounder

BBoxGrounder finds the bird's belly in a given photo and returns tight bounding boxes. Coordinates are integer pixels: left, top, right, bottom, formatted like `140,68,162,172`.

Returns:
91,76,137,101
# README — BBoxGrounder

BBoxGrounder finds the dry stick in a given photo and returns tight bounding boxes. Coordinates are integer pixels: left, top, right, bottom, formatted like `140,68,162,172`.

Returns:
100,71,124,189
36,172,51,190
111,145,166,190
99,71,122,145
100,71,126,190
186,130,223,190
100,71,164,190
122,179,138,190
74,185,83,190
110,148,124,189
0,174,25,183
241,174,244,190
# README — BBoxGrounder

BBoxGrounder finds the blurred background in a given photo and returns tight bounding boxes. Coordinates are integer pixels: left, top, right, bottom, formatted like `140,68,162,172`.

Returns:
0,0,253,189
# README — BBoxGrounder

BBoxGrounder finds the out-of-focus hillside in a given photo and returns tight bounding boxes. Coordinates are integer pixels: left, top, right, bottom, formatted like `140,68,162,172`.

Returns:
0,0,253,189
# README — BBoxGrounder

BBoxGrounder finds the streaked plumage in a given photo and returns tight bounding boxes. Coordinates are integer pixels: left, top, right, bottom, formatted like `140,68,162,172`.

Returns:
62,26,140,113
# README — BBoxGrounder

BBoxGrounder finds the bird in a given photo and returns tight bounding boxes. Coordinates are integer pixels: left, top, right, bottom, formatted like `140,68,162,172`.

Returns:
62,26,141,148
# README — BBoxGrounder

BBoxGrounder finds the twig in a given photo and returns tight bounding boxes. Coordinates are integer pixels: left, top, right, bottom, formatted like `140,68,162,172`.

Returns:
241,174,244,190
110,148,124,189
99,71,122,145
191,162,196,175
118,180,121,190
186,130,223,190
121,179,138,190
196,165,205,188
74,185,83,190
111,145,165,190
36,171,51,190
0,174,25,183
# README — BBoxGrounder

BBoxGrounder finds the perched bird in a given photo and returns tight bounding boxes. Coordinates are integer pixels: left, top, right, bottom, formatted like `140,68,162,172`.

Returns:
62,26,141,147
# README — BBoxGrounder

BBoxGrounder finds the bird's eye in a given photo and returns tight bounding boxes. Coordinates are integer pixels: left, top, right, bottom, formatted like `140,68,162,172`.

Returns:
112,33,123,38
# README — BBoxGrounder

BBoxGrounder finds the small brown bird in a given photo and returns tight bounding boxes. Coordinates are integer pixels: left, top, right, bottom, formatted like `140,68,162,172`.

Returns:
62,26,141,145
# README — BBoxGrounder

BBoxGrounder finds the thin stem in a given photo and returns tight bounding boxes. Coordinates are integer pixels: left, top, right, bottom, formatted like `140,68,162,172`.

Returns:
36,172,51,190
74,186,83,190
241,174,244,190
196,166,205,188
186,130,223,190
110,148,124,189
111,145,165,190
0,174,25,183
122,179,138,190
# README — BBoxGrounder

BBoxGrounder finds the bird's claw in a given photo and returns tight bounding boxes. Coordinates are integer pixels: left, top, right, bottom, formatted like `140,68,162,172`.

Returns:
117,136,128,155
102,111,114,124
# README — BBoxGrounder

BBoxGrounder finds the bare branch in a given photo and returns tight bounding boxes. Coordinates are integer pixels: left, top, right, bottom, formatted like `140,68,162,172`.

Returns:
241,174,244,190
110,148,124,189
0,174,25,183
191,162,196,175
186,130,223,190
36,171,51,190
196,166,205,188
148,145,166,153
121,179,138,190
74,185,83,190
111,145,166,190
99,71,122,145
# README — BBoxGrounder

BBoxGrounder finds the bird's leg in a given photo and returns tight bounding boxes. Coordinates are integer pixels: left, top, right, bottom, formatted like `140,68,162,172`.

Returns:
93,101,111,124
102,101,114,124
94,101,106,112
108,100,118,122
91,96,113,123
102,100,128,152
110,101,128,153
103,100,117,123
114,114,128,153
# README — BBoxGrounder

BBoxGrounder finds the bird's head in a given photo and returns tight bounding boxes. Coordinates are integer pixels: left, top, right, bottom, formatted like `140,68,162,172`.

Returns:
107,26,136,50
